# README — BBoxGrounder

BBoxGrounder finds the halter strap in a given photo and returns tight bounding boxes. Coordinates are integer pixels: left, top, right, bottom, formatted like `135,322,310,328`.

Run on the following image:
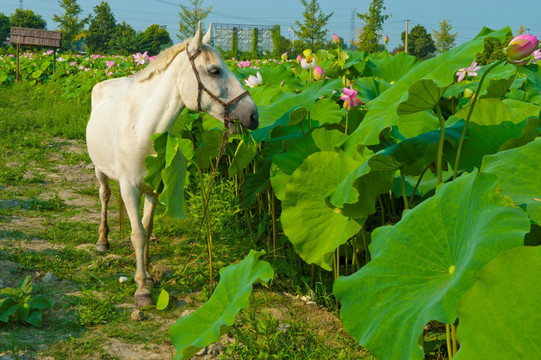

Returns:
186,46,250,129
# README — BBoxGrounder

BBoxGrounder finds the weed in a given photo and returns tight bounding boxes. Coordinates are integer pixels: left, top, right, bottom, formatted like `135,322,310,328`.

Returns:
76,290,118,326
28,194,66,211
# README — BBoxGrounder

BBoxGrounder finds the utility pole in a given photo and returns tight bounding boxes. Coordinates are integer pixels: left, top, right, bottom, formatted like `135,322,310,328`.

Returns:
19,0,23,9
349,8,356,46
526,27,531,34
404,19,411,54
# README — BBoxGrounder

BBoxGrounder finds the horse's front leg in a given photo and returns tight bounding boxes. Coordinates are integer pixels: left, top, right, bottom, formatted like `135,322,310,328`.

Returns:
120,179,153,308
142,192,158,287
95,169,111,252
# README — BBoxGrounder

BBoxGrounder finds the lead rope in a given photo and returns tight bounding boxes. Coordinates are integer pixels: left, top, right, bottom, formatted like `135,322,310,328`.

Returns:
177,47,251,286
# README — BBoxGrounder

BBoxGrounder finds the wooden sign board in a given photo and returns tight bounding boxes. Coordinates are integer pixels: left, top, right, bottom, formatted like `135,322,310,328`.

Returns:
10,27,63,83
10,27,62,48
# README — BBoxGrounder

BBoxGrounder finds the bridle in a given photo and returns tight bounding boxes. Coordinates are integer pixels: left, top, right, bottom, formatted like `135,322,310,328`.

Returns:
186,46,249,129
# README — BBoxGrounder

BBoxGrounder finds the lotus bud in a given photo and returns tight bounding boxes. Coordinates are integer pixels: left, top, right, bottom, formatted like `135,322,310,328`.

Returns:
332,33,340,45
281,52,288,61
296,54,302,63
384,34,389,44
504,35,538,61
313,65,324,80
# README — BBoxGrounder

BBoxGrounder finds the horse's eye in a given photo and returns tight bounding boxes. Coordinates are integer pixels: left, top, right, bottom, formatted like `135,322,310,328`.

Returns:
208,66,221,76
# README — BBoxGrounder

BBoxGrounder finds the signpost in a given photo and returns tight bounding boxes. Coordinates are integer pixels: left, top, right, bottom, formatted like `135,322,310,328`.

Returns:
9,27,62,83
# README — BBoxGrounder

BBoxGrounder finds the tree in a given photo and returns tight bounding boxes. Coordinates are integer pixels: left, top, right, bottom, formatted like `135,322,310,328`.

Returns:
137,24,172,56
401,24,436,59
53,0,89,51
356,0,389,53
110,21,137,55
86,1,116,53
177,0,212,41
432,19,456,54
10,8,46,29
293,0,333,50
0,13,10,46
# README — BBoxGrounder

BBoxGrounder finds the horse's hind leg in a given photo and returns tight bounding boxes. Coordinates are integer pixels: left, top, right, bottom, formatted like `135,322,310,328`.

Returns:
142,192,158,286
120,179,152,308
95,168,111,253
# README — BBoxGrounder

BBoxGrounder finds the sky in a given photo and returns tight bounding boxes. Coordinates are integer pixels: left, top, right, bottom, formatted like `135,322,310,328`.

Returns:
1,0,541,51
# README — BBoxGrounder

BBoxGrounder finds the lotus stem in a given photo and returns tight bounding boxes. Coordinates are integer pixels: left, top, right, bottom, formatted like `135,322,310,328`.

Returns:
400,168,409,210
446,324,453,358
435,104,446,185
453,59,505,179
451,324,458,355
408,165,430,206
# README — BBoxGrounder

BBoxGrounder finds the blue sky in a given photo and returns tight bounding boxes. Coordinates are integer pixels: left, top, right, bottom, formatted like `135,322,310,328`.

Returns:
1,0,540,50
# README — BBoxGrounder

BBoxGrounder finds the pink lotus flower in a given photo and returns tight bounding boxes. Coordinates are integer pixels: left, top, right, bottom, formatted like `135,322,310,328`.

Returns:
301,57,316,70
105,60,115,69
69,61,77,67
532,49,541,64
238,60,252,69
313,66,324,80
296,54,303,63
133,51,149,65
505,35,538,61
333,33,340,44
244,72,263,88
149,56,156,63
340,83,364,110
455,61,481,83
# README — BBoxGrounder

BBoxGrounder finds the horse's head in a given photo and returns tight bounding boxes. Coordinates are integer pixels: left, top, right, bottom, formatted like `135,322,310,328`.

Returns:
182,23,259,133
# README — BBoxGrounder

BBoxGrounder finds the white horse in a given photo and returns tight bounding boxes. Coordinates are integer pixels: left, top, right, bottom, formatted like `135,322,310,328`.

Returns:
86,23,259,307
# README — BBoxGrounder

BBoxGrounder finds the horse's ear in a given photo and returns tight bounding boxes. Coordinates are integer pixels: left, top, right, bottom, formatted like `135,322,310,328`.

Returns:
189,21,202,53
203,23,212,45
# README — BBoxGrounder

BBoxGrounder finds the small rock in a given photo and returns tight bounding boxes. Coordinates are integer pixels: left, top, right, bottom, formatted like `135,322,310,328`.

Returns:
130,310,146,321
42,272,58,284
278,323,290,333
306,301,317,306
118,276,129,283
181,309,195,317
206,342,223,355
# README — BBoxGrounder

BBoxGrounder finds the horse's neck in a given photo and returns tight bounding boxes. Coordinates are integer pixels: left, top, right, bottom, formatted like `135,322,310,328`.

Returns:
135,56,188,137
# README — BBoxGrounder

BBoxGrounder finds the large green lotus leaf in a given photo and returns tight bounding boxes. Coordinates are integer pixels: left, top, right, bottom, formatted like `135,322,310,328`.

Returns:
310,97,342,125
396,110,440,139
397,79,447,115
270,133,319,201
227,140,257,178
368,122,463,176
169,250,273,360
144,132,169,191
343,27,511,149
271,128,347,201
334,171,530,360
354,77,391,103
365,52,420,83
446,97,539,171
499,117,541,151
455,246,541,360
144,132,188,218
281,151,363,270
241,160,271,207
159,134,187,219
481,138,541,224
253,79,343,141
194,129,223,169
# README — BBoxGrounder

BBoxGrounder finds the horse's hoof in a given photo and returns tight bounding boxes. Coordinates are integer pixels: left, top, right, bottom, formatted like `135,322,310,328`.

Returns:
135,293,153,308
96,243,109,253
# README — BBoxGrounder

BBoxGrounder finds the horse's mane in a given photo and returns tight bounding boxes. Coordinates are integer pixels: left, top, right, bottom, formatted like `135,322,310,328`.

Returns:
135,41,189,82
